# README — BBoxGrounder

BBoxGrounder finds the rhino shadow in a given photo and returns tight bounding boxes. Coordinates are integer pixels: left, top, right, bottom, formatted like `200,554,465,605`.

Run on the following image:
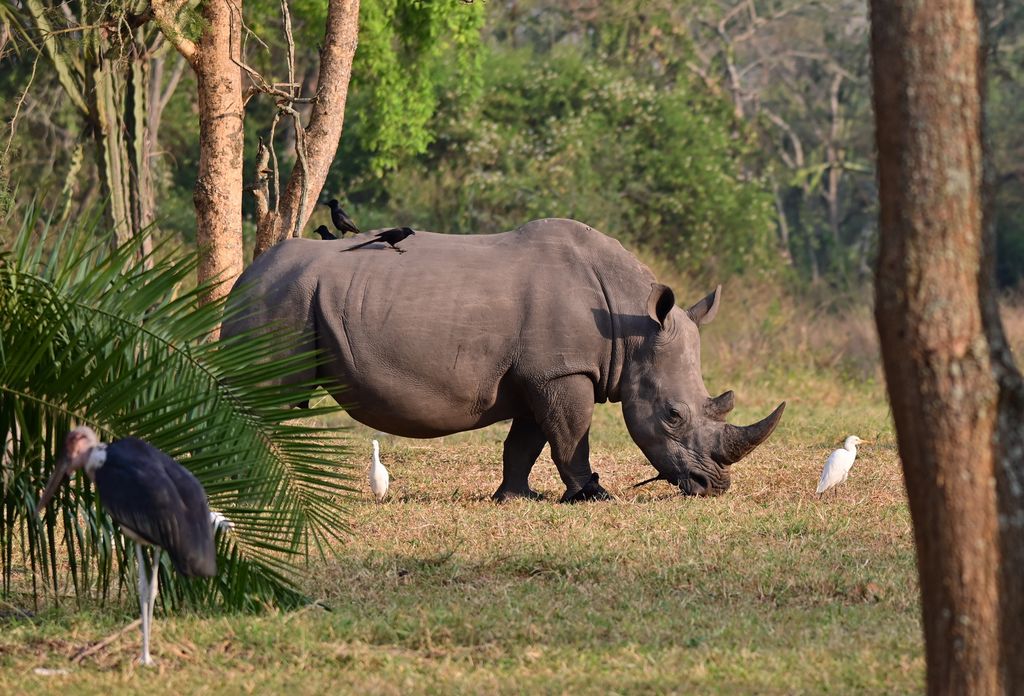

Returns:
589,308,656,339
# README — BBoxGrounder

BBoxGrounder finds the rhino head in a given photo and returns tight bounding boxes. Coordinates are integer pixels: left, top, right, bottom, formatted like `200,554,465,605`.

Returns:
621,284,785,496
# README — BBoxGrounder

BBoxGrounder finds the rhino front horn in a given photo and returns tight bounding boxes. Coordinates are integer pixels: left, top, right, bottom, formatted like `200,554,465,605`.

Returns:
718,402,786,464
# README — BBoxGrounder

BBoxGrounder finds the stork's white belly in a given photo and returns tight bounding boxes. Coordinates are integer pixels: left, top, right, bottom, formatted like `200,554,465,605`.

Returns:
118,524,153,546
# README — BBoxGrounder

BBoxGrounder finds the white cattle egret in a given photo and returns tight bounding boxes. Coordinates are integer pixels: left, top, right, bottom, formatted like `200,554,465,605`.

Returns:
816,435,867,495
369,439,390,502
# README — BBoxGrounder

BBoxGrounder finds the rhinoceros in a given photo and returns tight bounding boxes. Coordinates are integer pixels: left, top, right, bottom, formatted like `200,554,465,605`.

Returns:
222,218,785,502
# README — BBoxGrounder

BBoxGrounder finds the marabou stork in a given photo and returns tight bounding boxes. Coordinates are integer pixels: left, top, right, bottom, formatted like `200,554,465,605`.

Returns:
36,426,216,666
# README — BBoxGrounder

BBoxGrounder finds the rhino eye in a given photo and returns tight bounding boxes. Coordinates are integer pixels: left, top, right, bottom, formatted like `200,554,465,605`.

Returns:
666,405,686,424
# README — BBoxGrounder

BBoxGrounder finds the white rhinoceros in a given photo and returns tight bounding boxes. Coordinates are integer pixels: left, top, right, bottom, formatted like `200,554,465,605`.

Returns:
223,218,785,501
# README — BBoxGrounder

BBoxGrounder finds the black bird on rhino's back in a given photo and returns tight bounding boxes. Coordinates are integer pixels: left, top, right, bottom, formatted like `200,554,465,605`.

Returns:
313,225,337,241
325,199,361,236
341,227,416,254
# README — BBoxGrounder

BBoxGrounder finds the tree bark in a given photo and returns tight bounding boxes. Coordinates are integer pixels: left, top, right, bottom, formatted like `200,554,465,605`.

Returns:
870,0,1024,692
254,0,360,256
192,0,244,304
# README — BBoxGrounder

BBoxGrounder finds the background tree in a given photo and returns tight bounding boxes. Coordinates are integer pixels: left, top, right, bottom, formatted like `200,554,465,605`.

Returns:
870,0,1024,690
150,0,246,302
2,1,1023,292
15,0,180,254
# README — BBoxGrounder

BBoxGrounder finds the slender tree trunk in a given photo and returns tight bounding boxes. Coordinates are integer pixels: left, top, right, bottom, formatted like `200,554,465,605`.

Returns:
256,0,360,255
824,73,844,262
126,30,154,263
84,33,135,248
192,0,244,303
870,0,1024,692
772,186,794,266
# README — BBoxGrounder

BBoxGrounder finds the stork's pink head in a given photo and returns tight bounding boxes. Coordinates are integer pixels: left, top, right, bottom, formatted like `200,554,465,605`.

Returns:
36,426,101,514
64,426,100,469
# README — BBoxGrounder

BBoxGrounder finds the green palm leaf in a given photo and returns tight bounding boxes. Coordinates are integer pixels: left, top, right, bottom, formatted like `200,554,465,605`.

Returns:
0,206,354,611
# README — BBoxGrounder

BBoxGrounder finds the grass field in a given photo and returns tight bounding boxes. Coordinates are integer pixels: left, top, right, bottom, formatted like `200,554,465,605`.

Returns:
0,367,924,694
10,285,1019,694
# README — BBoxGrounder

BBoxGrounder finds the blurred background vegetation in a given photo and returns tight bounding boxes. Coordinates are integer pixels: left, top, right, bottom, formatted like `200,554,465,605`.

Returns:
1,0,1018,289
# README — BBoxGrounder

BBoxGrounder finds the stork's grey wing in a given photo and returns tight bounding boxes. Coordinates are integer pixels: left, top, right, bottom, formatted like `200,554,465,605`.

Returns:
95,438,216,577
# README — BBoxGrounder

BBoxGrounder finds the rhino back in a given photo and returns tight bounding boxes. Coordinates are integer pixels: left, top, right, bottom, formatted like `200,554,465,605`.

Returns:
228,219,655,436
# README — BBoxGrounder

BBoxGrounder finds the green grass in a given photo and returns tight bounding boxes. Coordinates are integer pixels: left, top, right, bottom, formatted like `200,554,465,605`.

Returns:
0,372,923,694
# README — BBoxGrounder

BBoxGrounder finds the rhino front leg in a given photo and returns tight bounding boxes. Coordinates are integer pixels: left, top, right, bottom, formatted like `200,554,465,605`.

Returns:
492,417,547,502
529,375,613,503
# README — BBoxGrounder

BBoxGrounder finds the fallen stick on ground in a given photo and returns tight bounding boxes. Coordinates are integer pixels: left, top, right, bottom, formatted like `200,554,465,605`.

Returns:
71,619,142,664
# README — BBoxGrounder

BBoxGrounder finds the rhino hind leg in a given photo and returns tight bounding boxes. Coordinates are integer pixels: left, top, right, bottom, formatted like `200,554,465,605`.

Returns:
493,417,547,502
529,375,613,503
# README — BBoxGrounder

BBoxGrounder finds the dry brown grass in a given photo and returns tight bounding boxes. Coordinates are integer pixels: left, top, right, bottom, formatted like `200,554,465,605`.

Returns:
0,395,923,694
28,257,1024,693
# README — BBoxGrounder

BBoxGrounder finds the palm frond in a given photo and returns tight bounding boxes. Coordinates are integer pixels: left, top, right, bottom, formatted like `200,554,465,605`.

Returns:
0,206,353,611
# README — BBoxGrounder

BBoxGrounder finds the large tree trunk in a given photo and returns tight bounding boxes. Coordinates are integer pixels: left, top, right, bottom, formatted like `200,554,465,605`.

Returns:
192,0,244,304
253,0,361,258
869,0,1024,692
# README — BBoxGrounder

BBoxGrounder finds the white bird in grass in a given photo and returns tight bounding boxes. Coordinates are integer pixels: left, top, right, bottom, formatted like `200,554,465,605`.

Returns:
817,435,867,495
369,439,390,502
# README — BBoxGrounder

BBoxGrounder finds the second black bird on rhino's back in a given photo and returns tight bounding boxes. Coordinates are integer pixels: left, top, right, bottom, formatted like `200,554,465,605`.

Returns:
325,199,360,236
313,225,337,241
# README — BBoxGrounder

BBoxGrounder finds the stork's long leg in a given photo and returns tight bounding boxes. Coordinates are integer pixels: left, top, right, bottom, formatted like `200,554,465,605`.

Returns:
147,549,160,636
135,544,153,666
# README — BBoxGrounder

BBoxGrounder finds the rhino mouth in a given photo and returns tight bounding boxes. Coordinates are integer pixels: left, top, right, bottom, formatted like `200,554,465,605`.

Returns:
679,471,710,496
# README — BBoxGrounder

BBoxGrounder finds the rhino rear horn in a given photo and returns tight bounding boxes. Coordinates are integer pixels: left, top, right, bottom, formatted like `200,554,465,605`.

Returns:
705,390,735,420
717,402,786,464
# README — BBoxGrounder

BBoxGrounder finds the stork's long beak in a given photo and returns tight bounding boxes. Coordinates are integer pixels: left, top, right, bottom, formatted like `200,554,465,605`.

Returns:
36,456,70,514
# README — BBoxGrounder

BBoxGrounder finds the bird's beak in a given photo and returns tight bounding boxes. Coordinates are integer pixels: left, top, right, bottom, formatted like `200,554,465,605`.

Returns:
36,455,70,514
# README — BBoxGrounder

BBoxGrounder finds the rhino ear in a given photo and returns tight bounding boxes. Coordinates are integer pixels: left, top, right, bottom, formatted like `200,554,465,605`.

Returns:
646,283,676,329
687,285,722,326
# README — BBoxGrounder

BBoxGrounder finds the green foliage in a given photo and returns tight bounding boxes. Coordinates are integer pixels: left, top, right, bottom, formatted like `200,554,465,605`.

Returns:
356,47,777,279
0,207,353,611
343,0,485,174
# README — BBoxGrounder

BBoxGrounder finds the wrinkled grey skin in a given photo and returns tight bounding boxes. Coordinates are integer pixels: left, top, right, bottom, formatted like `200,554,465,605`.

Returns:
223,219,785,502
